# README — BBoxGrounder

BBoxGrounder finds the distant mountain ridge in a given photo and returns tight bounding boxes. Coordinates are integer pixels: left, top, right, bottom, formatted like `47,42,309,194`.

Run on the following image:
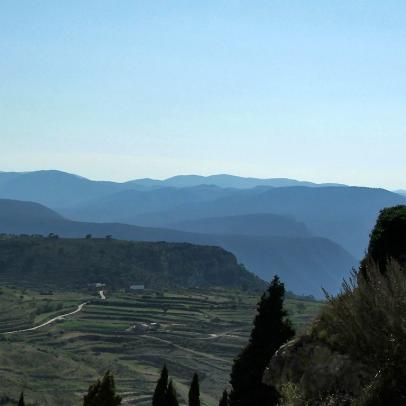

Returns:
171,213,312,238
0,172,23,185
96,186,406,258
127,174,347,189
0,170,346,209
61,185,243,223
0,170,123,207
1,170,404,294
0,199,356,296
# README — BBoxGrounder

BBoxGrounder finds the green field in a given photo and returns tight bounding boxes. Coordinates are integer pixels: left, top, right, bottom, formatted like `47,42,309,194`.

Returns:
0,287,323,405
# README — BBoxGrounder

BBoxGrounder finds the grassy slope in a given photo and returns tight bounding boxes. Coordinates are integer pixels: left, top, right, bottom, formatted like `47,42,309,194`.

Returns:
0,287,323,406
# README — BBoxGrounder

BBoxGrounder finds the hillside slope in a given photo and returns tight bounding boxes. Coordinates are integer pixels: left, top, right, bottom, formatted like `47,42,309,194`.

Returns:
0,235,263,290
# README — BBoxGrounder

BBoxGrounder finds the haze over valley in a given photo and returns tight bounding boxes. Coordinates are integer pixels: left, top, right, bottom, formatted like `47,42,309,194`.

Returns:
1,170,405,296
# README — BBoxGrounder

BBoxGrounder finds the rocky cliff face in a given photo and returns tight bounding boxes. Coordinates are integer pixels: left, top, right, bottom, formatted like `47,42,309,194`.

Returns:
263,334,372,405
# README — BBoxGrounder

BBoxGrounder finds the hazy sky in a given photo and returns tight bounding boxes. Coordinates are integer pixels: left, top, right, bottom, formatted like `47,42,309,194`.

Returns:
1,1,405,188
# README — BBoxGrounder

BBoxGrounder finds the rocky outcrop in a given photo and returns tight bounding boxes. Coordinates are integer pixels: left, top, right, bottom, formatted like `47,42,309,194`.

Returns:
263,335,372,405
263,206,406,405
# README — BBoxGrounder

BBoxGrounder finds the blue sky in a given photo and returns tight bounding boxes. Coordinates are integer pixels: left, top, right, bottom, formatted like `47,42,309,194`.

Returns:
1,1,405,188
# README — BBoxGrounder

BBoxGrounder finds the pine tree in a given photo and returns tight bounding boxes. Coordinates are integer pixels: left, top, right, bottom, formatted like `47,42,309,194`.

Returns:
229,276,295,406
18,392,25,406
188,373,200,406
152,364,169,406
83,371,122,406
218,390,228,406
166,380,179,406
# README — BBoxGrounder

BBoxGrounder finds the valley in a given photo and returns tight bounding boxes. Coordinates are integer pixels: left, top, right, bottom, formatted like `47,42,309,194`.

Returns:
1,3,405,403
0,287,323,405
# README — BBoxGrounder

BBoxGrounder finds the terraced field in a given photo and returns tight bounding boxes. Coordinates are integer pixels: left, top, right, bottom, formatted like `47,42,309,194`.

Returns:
0,287,323,405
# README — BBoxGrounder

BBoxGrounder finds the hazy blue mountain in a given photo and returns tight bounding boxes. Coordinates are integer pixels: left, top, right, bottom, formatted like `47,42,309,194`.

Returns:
0,170,126,207
171,213,312,238
0,198,64,224
1,170,401,260
395,190,406,196
60,185,244,222
0,170,340,210
124,187,406,258
127,174,346,189
0,172,22,185
0,199,356,296
124,177,166,188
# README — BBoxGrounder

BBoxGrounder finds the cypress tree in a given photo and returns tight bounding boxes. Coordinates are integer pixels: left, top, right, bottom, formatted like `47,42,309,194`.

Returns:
83,379,101,406
83,371,122,406
229,276,295,406
218,390,228,406
152,364,169,406
188,373,200,406
18,392,25,406
98,371,122,406
166,380,179,406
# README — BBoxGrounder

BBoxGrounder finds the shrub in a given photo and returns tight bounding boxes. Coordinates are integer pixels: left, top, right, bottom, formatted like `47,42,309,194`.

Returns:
319,260,406,405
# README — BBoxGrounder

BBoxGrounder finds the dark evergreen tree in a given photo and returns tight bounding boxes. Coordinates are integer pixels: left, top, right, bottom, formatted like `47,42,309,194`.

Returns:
166,380,179,406
152,364,169,406
18,392,25,406
188,373,200,406
229,276,295,406
98,371,122,406
219,390,229,406
83,371,122,406
84,379,101,406
83,379,101,406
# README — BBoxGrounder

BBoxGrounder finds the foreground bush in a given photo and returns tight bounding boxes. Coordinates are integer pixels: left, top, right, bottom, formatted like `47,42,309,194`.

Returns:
320,260,406,405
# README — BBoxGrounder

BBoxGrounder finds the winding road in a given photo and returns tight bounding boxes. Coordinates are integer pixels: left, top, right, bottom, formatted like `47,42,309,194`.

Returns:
1,301,89,335
2,291,108,335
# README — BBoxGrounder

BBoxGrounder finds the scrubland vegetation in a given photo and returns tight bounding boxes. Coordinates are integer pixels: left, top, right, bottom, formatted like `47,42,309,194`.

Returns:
277,205,406,405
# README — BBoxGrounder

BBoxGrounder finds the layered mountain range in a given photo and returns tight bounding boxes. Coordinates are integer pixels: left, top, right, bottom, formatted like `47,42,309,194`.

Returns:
1,170,405,296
